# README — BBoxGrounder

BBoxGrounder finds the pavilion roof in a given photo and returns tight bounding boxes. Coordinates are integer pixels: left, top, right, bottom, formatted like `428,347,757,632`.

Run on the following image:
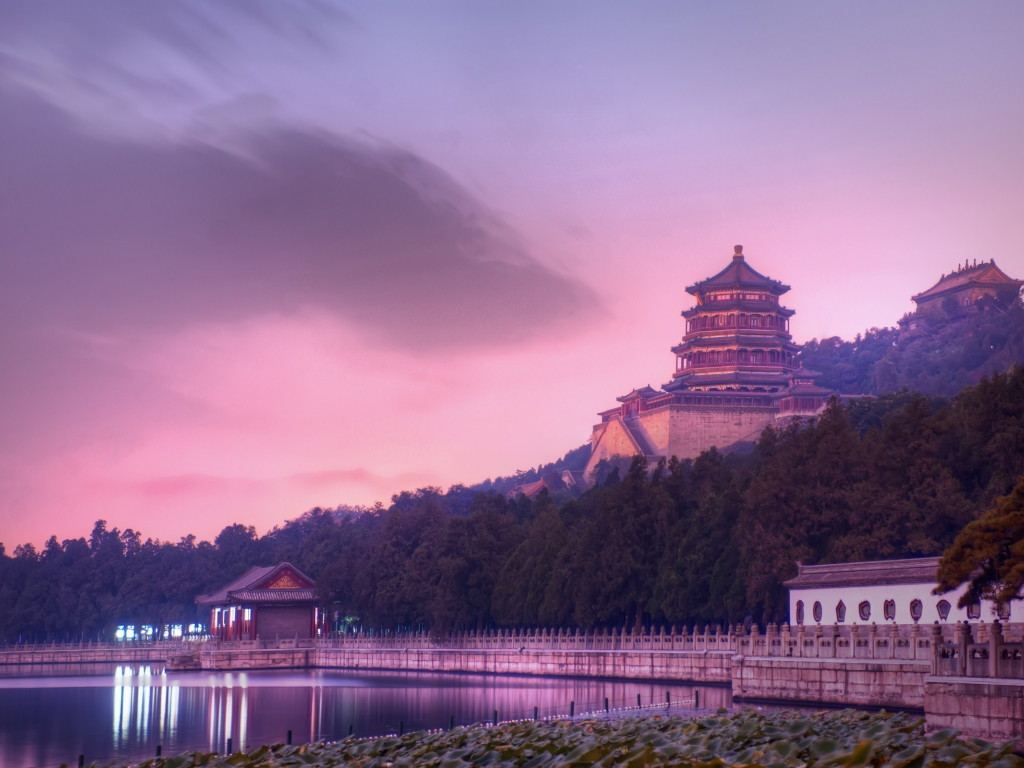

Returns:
196,562,316,606
505,479,548,500
783,557,940,589
686,248,790,296
913,260,1022,303
616,386,661,402
227,588,318,603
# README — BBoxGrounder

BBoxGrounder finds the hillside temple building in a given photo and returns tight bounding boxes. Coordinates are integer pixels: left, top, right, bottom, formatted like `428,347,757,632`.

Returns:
898,259,1023,333
584,246,832,482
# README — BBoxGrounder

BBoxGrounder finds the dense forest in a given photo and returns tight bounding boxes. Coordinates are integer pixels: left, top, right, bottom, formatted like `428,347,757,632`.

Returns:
5,362,1024,643
798,301,1024,396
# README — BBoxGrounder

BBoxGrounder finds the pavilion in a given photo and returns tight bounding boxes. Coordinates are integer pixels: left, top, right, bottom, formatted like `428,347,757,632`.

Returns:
196,562,319,641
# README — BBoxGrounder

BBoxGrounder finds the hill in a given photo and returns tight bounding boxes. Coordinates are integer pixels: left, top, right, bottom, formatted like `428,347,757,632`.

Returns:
799,302,1024,396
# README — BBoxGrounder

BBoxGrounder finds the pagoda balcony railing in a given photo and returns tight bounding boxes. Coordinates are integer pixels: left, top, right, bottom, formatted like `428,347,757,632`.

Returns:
681,328,792,341
677,362,792,373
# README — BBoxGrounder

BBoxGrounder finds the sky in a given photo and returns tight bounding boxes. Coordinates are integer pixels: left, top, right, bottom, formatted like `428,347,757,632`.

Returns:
1,1,1023,547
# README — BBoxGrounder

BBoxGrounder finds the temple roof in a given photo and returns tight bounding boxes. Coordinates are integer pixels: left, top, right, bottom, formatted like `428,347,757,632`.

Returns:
784,557,940,589
227,588,319,603
196,562,316,606
912,260,1022,303
616,386,661,402
686,246,791,296
505,479,548,500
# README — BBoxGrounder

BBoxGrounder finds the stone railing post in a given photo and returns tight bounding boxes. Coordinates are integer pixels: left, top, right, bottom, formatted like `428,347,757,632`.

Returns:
956,622,972,677
869,623,878,659
796,623,806,657
909,622,920,660
749,623,760,656
781,622,791,656
990,620,1003,678
930,622,942,674
888,623,898,659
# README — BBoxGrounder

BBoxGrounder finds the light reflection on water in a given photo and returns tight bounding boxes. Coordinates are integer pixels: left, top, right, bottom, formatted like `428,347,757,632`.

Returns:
0,664,732,768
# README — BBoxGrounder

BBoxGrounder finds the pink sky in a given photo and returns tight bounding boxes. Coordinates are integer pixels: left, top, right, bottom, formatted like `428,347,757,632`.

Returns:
1,2,1023,547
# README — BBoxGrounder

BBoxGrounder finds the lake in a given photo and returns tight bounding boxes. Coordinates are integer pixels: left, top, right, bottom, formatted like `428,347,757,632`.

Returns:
0,664,733,768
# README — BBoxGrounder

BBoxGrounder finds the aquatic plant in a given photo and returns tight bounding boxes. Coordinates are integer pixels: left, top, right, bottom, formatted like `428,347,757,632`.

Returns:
81,709,1022,768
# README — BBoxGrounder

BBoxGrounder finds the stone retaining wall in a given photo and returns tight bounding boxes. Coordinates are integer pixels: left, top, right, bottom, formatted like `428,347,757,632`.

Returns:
311,648,734,683
732,656,929,709
925,677,1024,745
0,647,173,665
198,648,312,670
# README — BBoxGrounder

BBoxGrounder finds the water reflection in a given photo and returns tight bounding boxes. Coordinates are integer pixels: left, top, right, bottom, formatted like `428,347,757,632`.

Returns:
0,664,732,768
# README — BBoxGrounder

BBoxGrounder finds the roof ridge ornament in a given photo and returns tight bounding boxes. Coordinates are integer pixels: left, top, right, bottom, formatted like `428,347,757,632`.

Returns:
733,244,744,261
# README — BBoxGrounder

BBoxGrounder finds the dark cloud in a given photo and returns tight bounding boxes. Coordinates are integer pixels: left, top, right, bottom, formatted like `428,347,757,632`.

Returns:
0,90,601,348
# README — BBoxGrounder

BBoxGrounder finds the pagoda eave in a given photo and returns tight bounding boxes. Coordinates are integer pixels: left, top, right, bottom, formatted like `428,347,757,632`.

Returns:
675,335,798,350
681,303,795,319
666,370,794,389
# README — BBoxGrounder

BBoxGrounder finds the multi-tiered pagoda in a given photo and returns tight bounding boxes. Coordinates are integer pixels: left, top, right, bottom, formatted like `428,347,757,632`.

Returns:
582,246,833,483
666,245,799,392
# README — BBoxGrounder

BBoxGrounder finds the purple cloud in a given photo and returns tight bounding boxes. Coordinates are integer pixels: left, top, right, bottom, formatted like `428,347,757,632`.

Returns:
0,89,601,348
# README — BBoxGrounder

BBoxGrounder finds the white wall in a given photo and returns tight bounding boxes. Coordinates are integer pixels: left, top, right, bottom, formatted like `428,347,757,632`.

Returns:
788,581,1014,626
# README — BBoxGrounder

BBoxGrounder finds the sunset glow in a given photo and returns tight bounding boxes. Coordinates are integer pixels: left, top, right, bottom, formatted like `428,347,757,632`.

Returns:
1,2,1023,546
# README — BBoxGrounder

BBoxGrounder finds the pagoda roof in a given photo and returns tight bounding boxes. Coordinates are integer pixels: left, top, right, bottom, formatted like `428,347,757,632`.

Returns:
616,386,662,402
686,247,790,296
196,561,316,606
912,260,1022,303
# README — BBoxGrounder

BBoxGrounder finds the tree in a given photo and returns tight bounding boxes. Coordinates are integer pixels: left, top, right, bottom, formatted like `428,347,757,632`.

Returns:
935,475,1024,608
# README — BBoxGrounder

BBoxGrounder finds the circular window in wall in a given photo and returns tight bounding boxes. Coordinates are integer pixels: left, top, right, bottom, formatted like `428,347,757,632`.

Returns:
858,601,871,621
936,600,951,621
836,600,846,622
795,600,804,625
910,599,923,622
883,599,896,621
812,601,823,623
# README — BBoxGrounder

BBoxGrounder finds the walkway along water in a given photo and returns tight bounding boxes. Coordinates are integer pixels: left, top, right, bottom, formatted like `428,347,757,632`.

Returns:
3,621,1022,746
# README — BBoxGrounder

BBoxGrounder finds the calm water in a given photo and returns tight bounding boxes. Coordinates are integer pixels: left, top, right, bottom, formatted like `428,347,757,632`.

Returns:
0,664,732,768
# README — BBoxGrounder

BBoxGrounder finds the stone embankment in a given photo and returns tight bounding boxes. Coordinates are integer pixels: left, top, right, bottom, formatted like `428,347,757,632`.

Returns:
0,641,186,665
5,621,1024,745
